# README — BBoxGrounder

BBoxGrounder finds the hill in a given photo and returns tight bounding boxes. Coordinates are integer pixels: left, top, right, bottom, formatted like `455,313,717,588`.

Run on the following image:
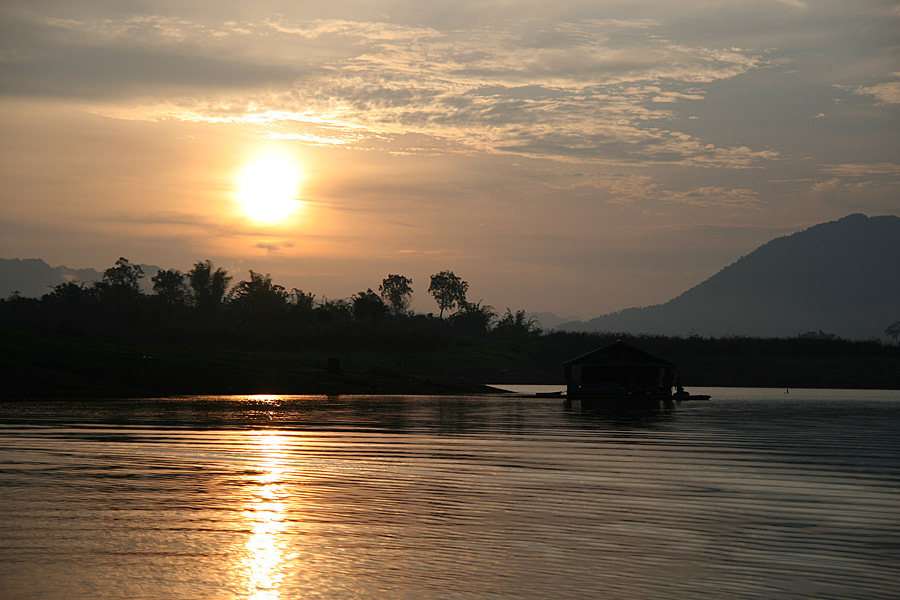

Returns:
526,312,583,330
0,258,162,297
561,214,900,340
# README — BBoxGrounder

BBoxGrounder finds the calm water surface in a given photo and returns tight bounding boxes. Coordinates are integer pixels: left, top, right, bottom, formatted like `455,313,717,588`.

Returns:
1,388,899,599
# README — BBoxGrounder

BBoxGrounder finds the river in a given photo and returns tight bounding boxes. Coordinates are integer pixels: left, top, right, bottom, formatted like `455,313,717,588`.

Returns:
1,388,898,599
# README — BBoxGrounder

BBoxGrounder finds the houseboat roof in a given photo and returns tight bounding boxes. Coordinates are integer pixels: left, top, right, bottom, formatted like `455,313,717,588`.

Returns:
561,340,675,368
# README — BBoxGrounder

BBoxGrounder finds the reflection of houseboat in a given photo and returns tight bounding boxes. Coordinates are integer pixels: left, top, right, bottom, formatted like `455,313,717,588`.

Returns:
563,340,711,404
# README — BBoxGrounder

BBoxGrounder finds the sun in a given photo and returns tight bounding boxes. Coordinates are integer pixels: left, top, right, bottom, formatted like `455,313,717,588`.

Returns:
236,152,303,224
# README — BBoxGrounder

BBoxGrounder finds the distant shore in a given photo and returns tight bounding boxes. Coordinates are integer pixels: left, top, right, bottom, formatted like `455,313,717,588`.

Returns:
1,329,501,399
2,328,898,399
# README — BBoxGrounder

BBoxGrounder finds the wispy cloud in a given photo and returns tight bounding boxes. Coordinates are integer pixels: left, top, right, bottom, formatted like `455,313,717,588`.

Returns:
773,0,808,9
660,186,762,208
822,163,900,176
255,241,295,254
855,74,900,105
0,8,778,168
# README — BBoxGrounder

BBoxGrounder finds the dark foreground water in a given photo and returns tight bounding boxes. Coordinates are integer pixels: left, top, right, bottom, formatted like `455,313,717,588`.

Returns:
1,388,899,599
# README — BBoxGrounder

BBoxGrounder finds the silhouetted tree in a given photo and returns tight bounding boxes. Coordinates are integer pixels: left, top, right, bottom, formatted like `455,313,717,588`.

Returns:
886,321,900,343
230,271,288,322
494,308,542,337
102,257,144,294
289,288,316,320
39,281,98,333
428,270,468,317
187,260,232,313
151,269,189,306
315,298,353,325
379,274,414,315
450,300,495,334
352,289,387,325
44,281,95,305
0,291,40,330
797,330,839,340
94,257,145,325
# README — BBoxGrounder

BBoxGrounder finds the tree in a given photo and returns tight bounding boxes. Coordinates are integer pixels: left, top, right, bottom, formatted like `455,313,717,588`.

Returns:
289,288,316,319
187,260,232,312
230,271,288,321
315,298,353,325
44,281,94,305
428,270,469,317
494,308,542,337
450,300,496,334
95,257,145,324
151,269,189,306
886,321,900,343
102,257,144,294
379,274,414,315
40,281,99,332
352,288,387,324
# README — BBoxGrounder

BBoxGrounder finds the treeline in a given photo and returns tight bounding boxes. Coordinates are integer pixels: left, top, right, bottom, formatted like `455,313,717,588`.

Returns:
0,257,542,344
2,257,899,393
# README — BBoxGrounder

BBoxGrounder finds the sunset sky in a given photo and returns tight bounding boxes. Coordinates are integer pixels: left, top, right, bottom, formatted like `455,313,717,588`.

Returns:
1,0,898,318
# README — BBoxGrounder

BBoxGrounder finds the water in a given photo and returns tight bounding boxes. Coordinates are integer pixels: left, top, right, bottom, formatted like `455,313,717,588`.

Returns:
1,389,899,599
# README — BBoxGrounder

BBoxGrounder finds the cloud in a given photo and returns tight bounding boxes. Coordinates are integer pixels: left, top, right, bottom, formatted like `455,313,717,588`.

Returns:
773,0,808,9
0,7,778,168
855,75,900,105
822,163,900,176
0,14,303,100
660,186,761,208
255,241,295,255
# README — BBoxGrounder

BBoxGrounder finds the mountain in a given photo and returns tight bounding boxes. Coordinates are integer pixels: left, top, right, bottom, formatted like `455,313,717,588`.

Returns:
560,214,900,340
0,258,163,297
526,312,583,330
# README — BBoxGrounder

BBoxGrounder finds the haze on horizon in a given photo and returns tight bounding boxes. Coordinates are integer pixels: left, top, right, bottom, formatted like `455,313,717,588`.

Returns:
1,1,898,319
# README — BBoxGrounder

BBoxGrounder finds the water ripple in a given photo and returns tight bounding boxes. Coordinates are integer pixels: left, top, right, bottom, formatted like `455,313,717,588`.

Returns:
1,390,898,599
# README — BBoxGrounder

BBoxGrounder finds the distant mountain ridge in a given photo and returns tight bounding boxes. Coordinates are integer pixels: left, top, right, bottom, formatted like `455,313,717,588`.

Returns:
0,258,162,297
4,214,898,340
560,214,900,340
526,311,583,330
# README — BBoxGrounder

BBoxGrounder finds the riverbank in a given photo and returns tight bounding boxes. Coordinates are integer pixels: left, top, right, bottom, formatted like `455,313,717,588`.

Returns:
2,328,898,398
0,329,500,398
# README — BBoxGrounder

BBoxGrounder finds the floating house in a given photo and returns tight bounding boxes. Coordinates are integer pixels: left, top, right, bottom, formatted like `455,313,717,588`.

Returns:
563,341,675,401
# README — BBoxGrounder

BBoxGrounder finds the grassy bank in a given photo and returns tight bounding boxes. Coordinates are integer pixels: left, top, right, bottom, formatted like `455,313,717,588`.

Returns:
2,328,899,399
0,329,499,398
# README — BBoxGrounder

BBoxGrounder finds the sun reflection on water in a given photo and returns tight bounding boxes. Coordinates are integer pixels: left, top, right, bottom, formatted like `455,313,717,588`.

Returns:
241,431,294,600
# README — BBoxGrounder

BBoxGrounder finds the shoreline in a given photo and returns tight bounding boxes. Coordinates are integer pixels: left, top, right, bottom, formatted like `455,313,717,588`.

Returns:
3,328,898,399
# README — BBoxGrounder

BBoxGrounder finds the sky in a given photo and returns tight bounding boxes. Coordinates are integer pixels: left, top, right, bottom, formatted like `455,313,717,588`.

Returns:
1,0,898,318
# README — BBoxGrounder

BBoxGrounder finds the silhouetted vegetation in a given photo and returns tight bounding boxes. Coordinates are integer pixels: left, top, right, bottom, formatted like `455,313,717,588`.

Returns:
886,321,900,343
428,270,468,318
379,274,414,315
2,257,899,397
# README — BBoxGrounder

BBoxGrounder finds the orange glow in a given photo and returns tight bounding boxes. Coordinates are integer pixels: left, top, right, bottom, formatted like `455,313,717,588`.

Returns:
241,431,292,600
235,150,304,224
